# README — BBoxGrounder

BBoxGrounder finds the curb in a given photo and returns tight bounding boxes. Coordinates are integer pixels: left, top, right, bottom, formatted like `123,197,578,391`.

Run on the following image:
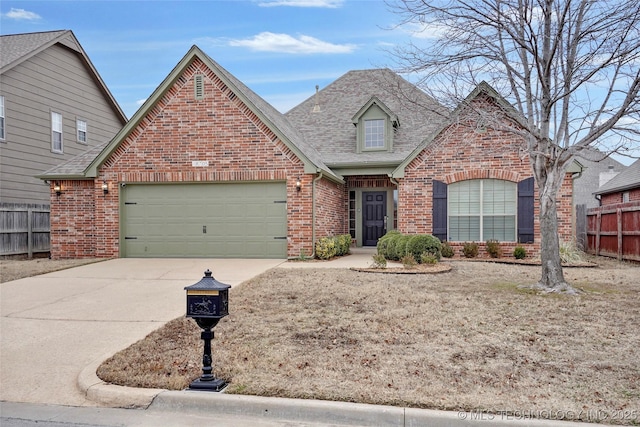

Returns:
79,362,604,427
77,355,166,409
149,391,600,427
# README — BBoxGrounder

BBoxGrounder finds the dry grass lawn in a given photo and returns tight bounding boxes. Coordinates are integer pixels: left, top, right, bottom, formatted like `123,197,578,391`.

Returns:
98,258,640,425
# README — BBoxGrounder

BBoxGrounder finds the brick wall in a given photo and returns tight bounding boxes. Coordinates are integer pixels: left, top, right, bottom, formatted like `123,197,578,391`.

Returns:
50,57,315,259
398,94,574,258
601,188,640,205
49,180,95,258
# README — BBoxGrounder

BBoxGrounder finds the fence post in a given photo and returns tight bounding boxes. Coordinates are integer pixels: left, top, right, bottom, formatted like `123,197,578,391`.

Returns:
595,211,602,256
617,208,623,261
27,208,33,258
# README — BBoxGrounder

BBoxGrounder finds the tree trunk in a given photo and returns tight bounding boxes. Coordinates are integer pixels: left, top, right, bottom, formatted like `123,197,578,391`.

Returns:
535,174,579,294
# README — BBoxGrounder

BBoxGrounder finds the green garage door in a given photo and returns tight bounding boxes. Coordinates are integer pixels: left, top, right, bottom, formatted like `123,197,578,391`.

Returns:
121,182,287,258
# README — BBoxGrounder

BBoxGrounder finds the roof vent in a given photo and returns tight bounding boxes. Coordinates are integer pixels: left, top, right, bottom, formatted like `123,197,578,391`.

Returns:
312,85,321,113
194,74,204,100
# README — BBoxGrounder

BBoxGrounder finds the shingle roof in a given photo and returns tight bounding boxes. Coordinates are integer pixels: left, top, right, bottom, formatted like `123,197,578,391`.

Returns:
1,30,70,71
285,69,449,167
37,142,109,178
595,159,640,195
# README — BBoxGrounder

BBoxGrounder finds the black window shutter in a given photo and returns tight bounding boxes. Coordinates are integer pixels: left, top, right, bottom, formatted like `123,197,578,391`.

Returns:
432,180,448,241
517,177,535,243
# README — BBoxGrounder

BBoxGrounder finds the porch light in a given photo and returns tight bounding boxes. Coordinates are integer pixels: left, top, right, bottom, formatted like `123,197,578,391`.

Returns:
54,182,61,196
184,269,231,391
296,177,301,192
101,181,109,194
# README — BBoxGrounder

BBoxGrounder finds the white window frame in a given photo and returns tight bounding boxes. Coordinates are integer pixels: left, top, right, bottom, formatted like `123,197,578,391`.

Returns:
51,111,63,153
77,119,87,144
0,96,5,141
364,119,385,149
448,179,517,242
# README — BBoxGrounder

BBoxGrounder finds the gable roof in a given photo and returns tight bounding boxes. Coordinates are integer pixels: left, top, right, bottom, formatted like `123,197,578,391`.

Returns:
1,30,127,123
595,159,640,195
40,45,340,182
285,69,449,169
391,81,526,178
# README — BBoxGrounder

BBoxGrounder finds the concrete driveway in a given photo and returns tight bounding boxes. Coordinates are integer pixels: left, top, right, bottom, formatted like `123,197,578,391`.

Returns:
0,258,284,406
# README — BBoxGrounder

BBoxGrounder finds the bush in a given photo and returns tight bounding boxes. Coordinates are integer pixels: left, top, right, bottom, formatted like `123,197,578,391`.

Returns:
485,239,502,258
377,231,401,258
315,237,337,260
406,234,442,262
559,239,584,264
371,253,387,268
335,234,352,256
441,241,455,258
420,252,439,264
462,242,479,258
401,253,417,268
513,245,527,260
391,234,411,261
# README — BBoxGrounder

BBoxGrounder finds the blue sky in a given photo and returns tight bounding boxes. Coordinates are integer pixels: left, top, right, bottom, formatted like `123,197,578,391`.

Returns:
1,0,410,118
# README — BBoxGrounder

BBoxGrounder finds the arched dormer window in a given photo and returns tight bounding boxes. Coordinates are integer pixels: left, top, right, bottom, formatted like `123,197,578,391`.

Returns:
352,96,399,153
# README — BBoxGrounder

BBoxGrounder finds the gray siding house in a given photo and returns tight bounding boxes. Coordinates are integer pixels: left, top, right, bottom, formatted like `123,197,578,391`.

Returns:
0,30,127,206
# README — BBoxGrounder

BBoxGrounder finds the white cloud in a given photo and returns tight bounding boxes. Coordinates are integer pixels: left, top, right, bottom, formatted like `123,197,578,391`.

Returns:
229,32,356,54
256,0,343,7
135,98,147,106
5,8,41,21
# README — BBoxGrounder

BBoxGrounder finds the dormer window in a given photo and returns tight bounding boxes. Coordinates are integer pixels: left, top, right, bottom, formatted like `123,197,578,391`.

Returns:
352,96,398,153
364,119,385,149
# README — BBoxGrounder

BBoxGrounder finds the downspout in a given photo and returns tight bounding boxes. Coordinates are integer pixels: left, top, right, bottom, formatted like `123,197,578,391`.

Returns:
311,171,323,258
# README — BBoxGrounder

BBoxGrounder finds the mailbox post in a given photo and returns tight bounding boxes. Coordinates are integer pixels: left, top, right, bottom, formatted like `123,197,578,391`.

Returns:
185,269,231,391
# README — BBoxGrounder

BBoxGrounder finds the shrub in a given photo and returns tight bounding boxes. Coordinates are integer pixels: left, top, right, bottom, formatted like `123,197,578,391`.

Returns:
441,241,455,258
315,237,336,260
371,253,387,268
315,234,352,259
377,231,401,258
420,252,439,264
462,242,479,258
335,234,352,256
485,239,502,258
559,239,584,264
406,234,442,262
401,253,417,268
513,245,527,260
391,234,411,261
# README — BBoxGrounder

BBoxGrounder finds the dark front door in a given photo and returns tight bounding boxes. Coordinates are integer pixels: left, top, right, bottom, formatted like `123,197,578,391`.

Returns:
363,191,387,246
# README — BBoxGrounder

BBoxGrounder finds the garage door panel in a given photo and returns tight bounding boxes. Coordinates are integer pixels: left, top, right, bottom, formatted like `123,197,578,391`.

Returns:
122,183,287,258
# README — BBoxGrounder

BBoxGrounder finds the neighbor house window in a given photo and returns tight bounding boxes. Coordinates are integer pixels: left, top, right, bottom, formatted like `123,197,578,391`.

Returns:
448,179,517,241
364,119,385,149
0,96,5,140
77,119,87,143
51,111,63,153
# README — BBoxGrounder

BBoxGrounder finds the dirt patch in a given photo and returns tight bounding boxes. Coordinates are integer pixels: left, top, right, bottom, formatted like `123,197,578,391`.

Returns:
98,256,640,425
0,258,108,283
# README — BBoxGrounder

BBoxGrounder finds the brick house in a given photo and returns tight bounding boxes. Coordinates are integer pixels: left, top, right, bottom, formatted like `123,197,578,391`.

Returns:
40,46,574,259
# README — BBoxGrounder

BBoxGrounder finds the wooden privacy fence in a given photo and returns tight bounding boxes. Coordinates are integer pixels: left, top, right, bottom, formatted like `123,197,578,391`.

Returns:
586,201,640,262
0,204,50,257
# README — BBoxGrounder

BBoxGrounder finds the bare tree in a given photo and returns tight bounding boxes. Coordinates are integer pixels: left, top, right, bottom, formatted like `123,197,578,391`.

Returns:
389,0,640,292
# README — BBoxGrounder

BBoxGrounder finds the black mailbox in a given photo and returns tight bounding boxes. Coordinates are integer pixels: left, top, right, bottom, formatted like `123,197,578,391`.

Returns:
185,269,230,323
184,269,231,391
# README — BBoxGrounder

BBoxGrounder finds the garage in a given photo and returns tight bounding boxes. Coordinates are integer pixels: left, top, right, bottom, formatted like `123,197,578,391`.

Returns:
120,182,287,258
